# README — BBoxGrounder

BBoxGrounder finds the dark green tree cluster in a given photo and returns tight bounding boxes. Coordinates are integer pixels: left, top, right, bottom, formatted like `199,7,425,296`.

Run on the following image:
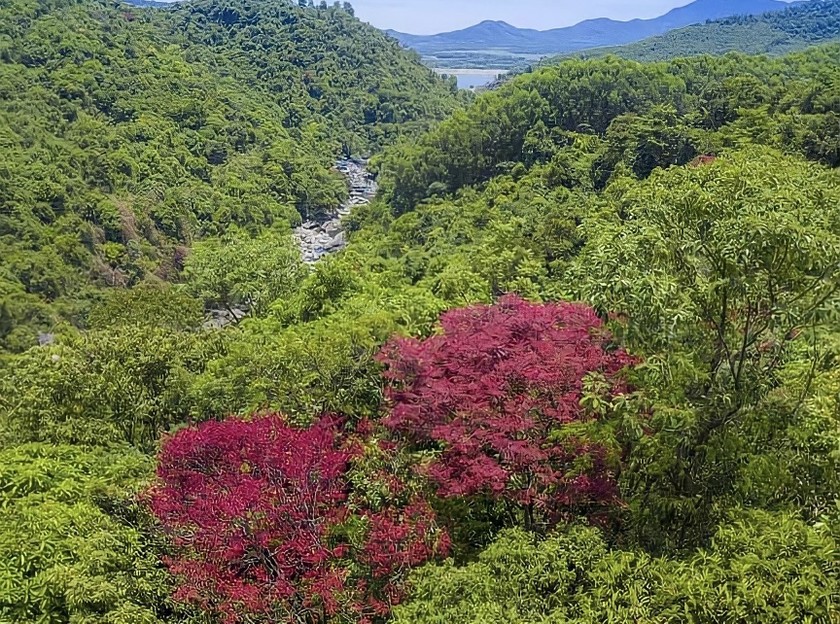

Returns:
0,0,462,352
377,45,840,214
727,0,840,40
158,0,464,151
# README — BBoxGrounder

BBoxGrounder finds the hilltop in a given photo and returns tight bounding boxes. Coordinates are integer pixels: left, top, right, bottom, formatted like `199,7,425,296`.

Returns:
0,0,462,351
387,0,801,67
565,0,840,61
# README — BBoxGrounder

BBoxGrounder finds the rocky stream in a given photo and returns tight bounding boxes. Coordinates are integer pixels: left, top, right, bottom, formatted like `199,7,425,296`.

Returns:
203,159,376,329
294,158,377,263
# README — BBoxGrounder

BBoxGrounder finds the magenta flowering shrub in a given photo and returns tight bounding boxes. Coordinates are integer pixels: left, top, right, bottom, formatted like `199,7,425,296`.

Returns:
150,415,448,624
378,295,636,527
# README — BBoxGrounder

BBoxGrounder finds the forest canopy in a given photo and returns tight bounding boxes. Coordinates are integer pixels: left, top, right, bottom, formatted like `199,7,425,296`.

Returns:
0,0,463,351
0,0,839,623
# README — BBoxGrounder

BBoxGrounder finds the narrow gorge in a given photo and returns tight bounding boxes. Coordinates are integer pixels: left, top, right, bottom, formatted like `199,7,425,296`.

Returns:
294,159,378,263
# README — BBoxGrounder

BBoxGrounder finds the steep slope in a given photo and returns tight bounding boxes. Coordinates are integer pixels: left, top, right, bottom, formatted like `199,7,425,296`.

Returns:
567,0,840,61
157,0,462,151
0,0,461,351
387,0,798,58
377,45,840,214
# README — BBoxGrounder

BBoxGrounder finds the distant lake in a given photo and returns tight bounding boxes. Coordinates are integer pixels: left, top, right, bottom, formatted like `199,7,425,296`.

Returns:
434,69,508,90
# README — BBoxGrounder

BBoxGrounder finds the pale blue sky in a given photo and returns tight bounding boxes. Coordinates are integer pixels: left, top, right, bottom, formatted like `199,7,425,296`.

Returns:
349,0,792,34
155,0,795,35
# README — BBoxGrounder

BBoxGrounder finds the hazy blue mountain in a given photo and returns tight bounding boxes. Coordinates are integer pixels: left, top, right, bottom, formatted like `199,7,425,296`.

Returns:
557,0,840,63
388,0,803,57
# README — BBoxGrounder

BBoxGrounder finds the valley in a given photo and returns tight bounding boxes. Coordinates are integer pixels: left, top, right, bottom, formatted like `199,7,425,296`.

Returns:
433,67,509,89
0,0,839,623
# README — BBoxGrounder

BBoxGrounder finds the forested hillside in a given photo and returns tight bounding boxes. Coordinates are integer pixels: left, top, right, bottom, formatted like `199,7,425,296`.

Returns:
0,0,461,351
380,46,840,212
156,0,461,149
564,0,840,62
1,2,839,623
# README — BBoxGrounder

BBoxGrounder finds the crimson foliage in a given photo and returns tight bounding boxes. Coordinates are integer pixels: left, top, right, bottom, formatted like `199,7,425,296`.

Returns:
149,415,448,624
378,295,636,528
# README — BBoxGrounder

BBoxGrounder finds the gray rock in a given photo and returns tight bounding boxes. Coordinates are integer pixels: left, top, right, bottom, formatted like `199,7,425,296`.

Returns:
325,232,346,249
294,158,376,264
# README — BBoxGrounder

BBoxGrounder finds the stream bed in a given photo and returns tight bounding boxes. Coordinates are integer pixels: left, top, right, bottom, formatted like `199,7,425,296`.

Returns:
294,158,377,263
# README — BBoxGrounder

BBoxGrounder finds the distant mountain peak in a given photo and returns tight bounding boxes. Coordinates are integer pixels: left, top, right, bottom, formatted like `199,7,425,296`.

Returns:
451,20,522,35
471,20,514,29
388,0,800,57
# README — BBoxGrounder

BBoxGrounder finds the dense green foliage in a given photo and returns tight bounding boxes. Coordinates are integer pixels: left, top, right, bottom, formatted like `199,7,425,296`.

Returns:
0,0,461,352
158,0,461,150
563,0,840,63
572,149,840,549
1,1,839,622
378,46,840,214
395,512,839,623
0,444,181,624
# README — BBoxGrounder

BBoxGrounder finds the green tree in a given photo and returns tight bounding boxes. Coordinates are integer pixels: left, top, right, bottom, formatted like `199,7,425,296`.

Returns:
87,285,204,332
0,444,184,624
183,230,306,319
0,326,215,450
570,149,840,549
395,511,839,624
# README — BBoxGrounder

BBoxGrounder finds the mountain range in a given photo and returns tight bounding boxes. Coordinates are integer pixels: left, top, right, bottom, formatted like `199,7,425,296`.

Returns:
562,0,839,63
387,0,804,60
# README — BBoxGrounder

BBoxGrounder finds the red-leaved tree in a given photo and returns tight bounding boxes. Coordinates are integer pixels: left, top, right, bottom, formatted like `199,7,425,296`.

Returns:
148,415,448,624
378,295,637,529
